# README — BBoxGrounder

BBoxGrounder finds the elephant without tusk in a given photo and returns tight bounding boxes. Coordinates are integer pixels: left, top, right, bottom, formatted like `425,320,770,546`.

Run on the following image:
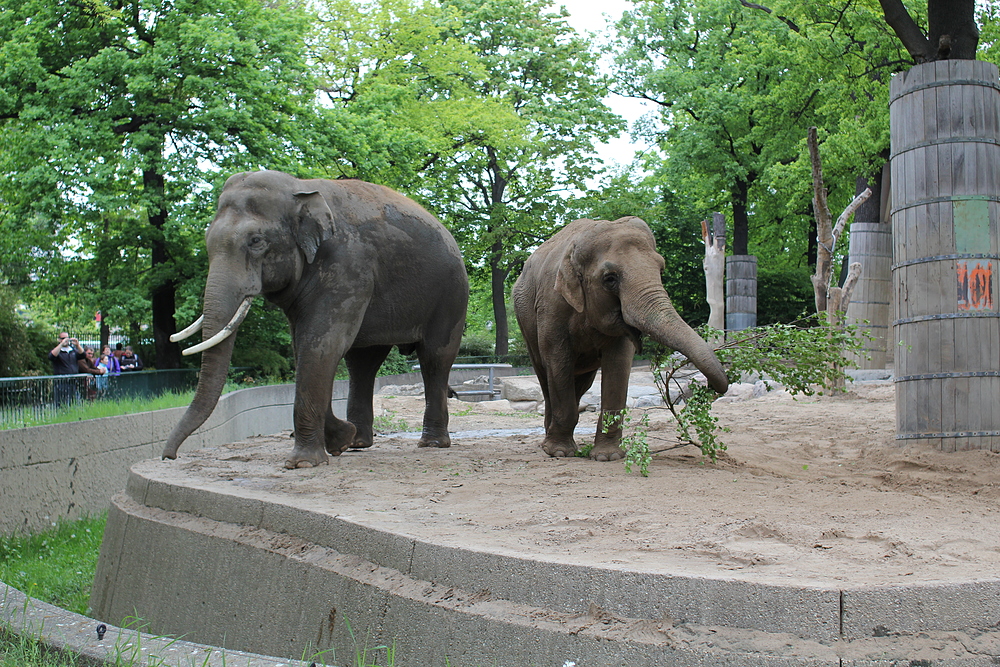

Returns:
512,216,729,462
164,169,469,469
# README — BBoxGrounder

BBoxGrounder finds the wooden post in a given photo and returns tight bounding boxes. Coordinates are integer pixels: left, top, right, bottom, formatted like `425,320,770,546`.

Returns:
846,222,893,368
890,60,1000,451
725,255,757,331
702,212,726,332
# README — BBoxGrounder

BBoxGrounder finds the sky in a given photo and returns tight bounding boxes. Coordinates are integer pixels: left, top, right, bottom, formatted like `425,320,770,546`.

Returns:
556,0,658,168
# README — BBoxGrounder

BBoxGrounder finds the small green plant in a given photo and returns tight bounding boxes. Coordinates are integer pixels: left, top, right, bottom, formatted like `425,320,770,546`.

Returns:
653,315,869,462
373,409,410,434
601,409,652,476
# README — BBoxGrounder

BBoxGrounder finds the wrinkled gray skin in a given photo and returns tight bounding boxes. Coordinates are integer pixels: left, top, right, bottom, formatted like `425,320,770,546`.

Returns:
512,217,729,461
163,170,469,469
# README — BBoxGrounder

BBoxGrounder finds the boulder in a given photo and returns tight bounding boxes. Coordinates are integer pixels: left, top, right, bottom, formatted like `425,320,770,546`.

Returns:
501,376,544,402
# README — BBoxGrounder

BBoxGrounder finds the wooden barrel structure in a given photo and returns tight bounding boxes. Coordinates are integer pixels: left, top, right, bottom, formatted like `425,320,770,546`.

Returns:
846,222,893,368
889,60,1000,451
725,255,757,331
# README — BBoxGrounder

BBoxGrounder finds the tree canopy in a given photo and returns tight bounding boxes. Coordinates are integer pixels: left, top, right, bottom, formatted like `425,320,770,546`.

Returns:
2,0,999,375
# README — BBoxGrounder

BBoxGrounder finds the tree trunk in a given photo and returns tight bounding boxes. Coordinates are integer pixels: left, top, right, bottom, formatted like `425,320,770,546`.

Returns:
490,240,509,357
144,161,181,369
702,213,725,331
732,177,750,256
486,147,510,358
878,0,978,63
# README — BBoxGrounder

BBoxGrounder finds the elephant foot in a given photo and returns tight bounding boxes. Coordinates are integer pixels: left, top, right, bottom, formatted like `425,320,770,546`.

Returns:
590,445,625,462
325,422,357,455
349,438,374,449
541,437,577,458
284,447,330,470
417,433,451,448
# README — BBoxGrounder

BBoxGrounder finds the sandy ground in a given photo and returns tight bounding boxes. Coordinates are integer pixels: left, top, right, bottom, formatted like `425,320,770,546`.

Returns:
178,372,1000,588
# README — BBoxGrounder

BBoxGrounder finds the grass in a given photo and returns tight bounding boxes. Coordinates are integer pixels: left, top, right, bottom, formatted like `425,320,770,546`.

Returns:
0,380,274,431
0,628,80,667
0,515,402,666
0,514,106,616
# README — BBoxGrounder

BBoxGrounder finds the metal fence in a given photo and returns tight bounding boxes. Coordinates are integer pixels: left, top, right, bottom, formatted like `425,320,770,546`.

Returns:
0,369,200,428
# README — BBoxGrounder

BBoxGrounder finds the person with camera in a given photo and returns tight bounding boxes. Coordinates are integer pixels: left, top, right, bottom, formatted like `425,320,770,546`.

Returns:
48,333,84,406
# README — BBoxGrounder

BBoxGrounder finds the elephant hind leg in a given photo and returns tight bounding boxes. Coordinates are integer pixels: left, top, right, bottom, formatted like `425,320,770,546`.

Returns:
323,406,356,455
414,326,463,449
344,345,392,449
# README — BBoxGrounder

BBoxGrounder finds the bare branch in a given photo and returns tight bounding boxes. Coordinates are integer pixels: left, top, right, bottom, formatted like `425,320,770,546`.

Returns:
839,261,863,309
832,187,872,246
738,0,800,32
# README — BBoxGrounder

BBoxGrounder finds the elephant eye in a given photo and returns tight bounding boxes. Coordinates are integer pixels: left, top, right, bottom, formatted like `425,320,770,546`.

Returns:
249,234,266,248
602,273,619,290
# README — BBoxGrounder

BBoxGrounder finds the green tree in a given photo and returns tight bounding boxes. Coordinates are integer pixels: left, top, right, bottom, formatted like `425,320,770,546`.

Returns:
0,0,317,367
420,0,624,355
613,0,823,259
0,287,50,377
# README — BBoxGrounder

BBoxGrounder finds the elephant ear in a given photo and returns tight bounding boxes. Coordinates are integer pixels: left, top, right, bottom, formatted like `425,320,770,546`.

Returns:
292,190,335,264
554,244,585,313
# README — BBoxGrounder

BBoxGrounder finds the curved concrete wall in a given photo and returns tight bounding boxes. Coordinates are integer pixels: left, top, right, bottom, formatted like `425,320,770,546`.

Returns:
0,384,295,534
0,366,526,536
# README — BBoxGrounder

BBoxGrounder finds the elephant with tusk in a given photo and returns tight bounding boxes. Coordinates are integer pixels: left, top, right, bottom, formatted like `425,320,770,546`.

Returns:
512,216,729,462
164,170,469,469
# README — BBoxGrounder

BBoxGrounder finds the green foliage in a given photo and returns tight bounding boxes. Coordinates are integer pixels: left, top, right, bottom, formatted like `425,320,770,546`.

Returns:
601,409,653,477
0,287,50,376
0,514,106,615
379,348,415,377
228,301,294,380
0,0,319,365
756,266,815,325
653,318,868,462
373,409,411,434
459,330,495,358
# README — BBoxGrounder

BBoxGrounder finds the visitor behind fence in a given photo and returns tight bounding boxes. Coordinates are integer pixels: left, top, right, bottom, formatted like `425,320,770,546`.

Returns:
78,346,107,400
48,333,83,406
120,345,143,372
96,353,111,391
49,333,82,375
101,344,121,375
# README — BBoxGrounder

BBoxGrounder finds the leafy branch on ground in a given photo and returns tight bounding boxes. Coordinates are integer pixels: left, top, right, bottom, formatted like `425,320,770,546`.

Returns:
652,315,870,463
601,410,653,476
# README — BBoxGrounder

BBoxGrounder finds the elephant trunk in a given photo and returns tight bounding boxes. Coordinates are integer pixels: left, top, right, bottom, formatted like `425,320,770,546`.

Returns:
621,284,729,395
161,285,251,460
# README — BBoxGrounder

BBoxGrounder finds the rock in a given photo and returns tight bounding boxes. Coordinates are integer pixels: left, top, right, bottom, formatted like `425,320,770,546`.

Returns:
508,400,542,413
621,385,664,409
378,383,424,396
715,380,772,403
501,376,544,402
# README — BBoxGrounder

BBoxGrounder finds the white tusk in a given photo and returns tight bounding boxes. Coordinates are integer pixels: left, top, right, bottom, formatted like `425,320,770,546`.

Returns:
181,298,253,356
170,315,204,342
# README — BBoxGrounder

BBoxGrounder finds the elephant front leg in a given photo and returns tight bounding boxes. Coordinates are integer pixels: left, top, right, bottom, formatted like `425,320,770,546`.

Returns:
286,347,344,469
540,363,584,458
592,338,634,462
344,346,392,449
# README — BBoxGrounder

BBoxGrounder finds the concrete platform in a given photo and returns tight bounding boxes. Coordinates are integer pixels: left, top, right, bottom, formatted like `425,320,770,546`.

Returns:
91,449,1000,667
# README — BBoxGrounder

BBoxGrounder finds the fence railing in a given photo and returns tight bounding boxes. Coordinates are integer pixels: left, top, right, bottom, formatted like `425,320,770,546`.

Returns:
0,369,200,427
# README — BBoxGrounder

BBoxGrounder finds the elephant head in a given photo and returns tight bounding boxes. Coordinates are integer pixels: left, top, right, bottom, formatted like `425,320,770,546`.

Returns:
555,217,729,394
161,171,335,459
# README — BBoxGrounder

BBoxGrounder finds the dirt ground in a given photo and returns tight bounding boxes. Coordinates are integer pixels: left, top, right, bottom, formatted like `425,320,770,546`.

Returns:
181,372,1000,588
